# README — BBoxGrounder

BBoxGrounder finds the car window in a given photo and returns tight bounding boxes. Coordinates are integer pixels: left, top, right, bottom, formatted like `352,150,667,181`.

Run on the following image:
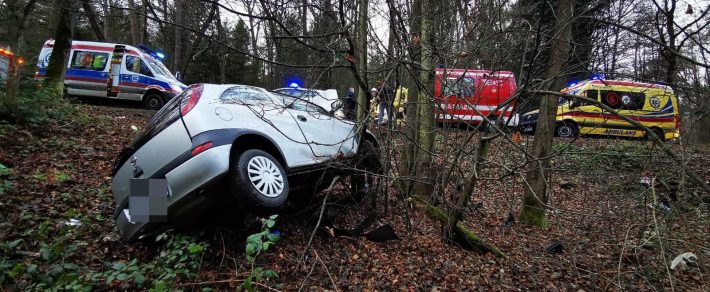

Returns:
601,90,644,110
70,51,109,71
276,88,318,100
220,86,273,105
144,55,176,80
442,77,475,97
126,55,153,77
571,90,597,108
273,92,327,114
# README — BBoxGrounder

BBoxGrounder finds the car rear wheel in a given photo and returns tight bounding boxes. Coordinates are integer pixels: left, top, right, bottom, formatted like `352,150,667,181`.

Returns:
144,93,165,110
229,149,289,208
555,121,578,138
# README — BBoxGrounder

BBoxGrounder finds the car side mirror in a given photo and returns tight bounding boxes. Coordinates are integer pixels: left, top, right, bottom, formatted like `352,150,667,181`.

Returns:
330,100,343,115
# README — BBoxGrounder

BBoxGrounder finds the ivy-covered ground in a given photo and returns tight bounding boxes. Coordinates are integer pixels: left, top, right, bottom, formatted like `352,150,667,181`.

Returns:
1,102,709,290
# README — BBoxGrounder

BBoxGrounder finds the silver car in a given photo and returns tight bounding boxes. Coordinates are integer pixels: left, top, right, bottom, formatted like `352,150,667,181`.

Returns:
111,84,380,241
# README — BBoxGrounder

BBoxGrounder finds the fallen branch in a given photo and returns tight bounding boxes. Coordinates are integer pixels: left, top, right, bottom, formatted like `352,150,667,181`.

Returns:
411,196,507,258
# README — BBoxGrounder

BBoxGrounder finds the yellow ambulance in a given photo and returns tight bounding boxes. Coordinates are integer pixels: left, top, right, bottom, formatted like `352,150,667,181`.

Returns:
519,80,680,140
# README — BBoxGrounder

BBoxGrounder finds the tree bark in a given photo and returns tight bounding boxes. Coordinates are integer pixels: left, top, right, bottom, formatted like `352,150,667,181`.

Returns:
355,0,369,123
44,0,76,91
173,0,183,75
178,1,218,79
11,0,38,54
127,0,141,45
398,0,422,197
411,196,506,257
413,0,436,199
82,0,106,41
519,0,573,228
102,0,112,41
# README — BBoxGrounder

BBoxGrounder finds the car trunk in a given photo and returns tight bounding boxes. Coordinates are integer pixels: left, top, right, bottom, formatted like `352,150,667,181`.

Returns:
111,90,193,210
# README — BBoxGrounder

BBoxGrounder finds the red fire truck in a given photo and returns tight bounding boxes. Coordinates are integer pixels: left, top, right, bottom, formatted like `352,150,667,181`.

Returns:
434,68,518,128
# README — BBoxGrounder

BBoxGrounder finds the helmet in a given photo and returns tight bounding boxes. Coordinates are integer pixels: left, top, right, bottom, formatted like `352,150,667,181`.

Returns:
370,88,377,92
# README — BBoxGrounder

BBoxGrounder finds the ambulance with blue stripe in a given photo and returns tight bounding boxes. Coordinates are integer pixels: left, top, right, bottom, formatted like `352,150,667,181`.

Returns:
36,40,187,110
519,80,680,141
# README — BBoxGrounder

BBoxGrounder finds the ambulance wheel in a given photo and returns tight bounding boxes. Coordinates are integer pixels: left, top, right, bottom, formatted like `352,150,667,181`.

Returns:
556,121,578,138
144,94,165,110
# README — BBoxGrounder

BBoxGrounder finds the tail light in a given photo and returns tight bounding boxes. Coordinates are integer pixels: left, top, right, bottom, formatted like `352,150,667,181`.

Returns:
180,84,204,116
191,141,213,156
675,114,680,131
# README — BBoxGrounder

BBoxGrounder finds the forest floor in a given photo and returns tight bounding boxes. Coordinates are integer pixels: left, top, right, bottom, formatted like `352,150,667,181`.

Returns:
1,102,709,291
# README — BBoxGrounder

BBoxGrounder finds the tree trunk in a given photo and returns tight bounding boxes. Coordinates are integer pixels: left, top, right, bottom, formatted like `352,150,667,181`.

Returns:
519,0,573,228
663,0,678,85
178,1,218,79
173,0,183,76
44,0,76,91
411,196,506,257
127,0,141,45
413,0,436,199
140,0,148,44
355,0,369,123
82,0,106,41
102,0,112,41
692,104,710,144
12,0,38,54
398,0,422,197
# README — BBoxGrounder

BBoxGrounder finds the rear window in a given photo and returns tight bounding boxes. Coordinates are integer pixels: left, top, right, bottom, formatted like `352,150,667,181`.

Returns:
442,77,475,96
70,51,109,71
220,86,273,105
113,90,186,175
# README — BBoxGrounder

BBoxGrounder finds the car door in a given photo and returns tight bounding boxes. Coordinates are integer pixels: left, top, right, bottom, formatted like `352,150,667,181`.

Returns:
118,55,152,101
571,90,602,134
218,86,316,167
65,50,110,97
274,93,352,162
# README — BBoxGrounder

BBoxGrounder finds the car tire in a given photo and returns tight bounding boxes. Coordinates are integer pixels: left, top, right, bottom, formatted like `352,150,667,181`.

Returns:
555,121,578,138
350,140,382,202
229,149,289,208
357,140,382,174
144,94,165,110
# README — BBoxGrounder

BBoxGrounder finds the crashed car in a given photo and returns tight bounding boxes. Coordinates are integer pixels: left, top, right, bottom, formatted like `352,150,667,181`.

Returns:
111,84,380,241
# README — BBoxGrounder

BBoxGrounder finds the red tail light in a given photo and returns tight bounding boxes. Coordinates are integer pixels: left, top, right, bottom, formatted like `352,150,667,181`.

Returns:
675,114,680,131
180,84,204,116
191,141,213,156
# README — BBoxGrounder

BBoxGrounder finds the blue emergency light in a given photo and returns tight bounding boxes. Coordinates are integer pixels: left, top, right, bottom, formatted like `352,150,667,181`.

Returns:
137,44,165,60
289,82,299,88
590,73,605,80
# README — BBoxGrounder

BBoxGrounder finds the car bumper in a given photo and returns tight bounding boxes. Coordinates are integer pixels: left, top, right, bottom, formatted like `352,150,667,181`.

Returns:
115,144,231,241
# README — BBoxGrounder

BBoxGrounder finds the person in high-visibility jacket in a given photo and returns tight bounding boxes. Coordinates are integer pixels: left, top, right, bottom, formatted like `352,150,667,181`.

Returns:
393,86,408,126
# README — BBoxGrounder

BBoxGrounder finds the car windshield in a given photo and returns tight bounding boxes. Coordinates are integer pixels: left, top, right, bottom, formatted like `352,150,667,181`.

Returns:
271,91,327,114
275,88,319,99
144,55,176,80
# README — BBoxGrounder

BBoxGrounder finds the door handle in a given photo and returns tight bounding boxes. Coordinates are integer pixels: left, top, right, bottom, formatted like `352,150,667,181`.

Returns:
297,115,307,122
